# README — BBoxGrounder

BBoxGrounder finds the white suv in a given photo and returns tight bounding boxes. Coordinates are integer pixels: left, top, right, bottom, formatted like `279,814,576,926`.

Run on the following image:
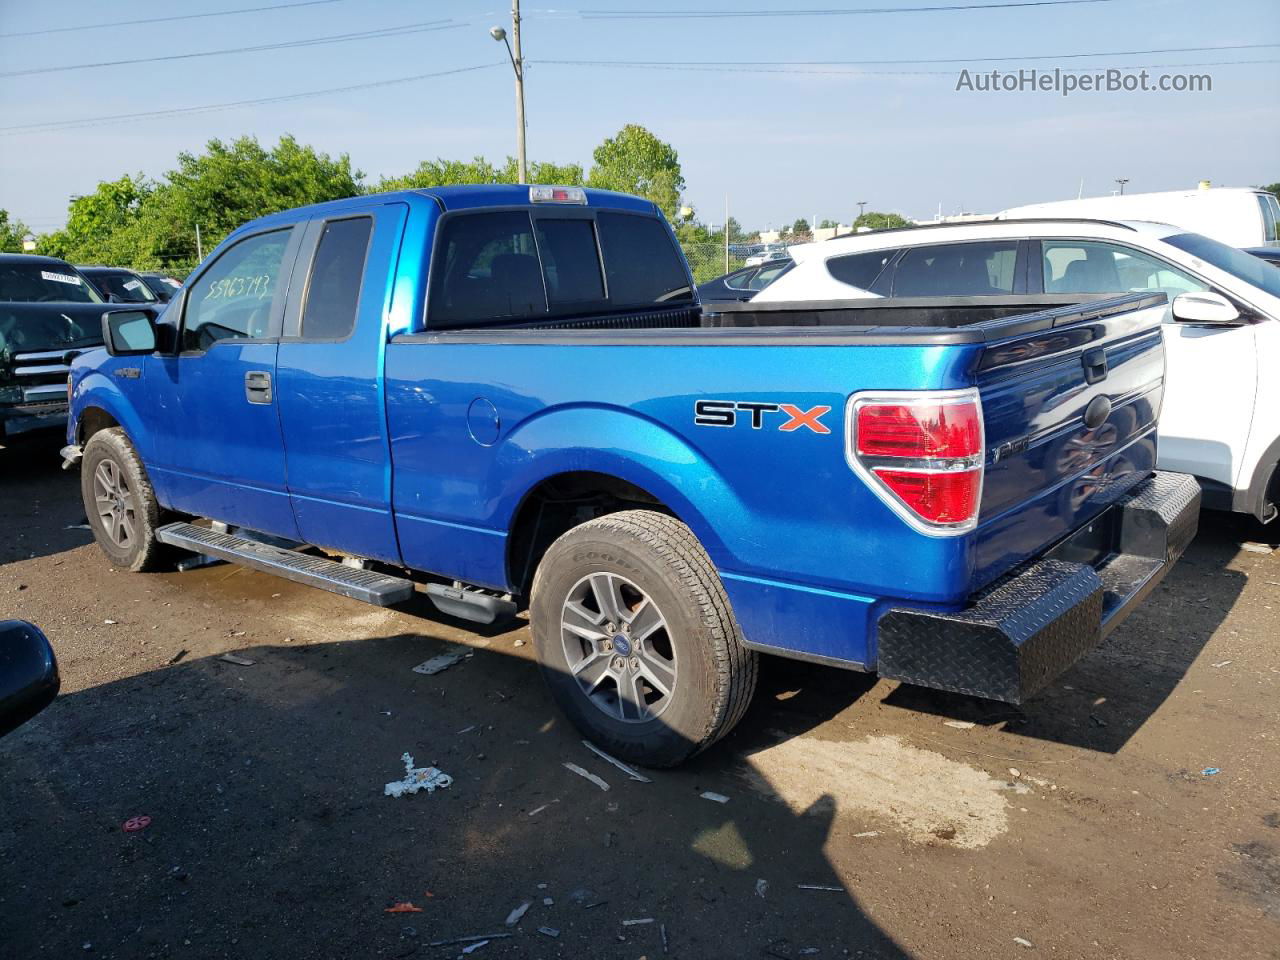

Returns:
754,219,1280,522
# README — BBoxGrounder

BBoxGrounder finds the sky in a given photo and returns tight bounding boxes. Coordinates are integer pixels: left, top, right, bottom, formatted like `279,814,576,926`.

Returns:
0,0,1277,236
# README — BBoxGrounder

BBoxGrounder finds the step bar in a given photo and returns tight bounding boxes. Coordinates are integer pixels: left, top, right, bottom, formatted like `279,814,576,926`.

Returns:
155,521,413,606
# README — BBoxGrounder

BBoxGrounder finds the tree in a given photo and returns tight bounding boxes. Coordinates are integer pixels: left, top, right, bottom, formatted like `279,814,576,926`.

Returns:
0,209,32,254
790,218,811,238
1263,182,1279,198
36,174,153,264
818,218,839,229
854,211,912,231
375,156,583,191
726,216,746,243
587,124,684,219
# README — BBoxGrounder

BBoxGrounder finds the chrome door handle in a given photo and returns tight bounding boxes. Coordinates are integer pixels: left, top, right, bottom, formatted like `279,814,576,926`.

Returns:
244,370,273,404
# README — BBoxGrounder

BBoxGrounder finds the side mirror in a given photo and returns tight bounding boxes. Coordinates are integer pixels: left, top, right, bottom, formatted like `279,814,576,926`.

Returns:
1171,291,1241,326
0,620,59,738
102,308,158,356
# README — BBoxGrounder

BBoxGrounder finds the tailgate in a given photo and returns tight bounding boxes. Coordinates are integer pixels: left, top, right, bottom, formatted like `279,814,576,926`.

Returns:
973,293,1168,590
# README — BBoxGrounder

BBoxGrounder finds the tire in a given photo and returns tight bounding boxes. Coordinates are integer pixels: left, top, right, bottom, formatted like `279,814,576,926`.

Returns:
80,428,171,572
530,509,757,767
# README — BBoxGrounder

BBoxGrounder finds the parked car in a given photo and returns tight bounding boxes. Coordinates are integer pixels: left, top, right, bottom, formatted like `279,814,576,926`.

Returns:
1243,246,1280,268
999,187,1280,248
138,271,184,303
696,258,793,303
77,266,162,305
744,244,789,267
63,185,1196,766
0,620,59,738
754,217,1280,523
0,253,106,441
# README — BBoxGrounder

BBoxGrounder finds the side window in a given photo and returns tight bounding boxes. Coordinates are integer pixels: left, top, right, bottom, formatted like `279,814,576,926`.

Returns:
826,249,896,292
430,211,545,328
1041,240,1207,299
596,212,692,305
534,219,605,304
183,229,292,352
723,267,758,291
748,261,790,290
1259,194,1278,243
301,217,372,340
893,241,1018,296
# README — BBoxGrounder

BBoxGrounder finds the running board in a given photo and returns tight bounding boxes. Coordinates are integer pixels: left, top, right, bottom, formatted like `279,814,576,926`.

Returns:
155,521,413,606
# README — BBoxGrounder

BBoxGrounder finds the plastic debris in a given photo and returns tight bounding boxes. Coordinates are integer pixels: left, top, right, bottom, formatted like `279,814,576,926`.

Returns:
457,725,477,735
412,646,471,675
1240,542,1274,554
384,902,423,913
103,619,118,625
755,879,769,898
527,800,559,817
65,523,92,530
1202,767,1221,776
622,917,655,926
542,897,553,906
582,739,652,782
700,791,730,804
427,934,511,947
461,941,489,954
505,901,531,926
122,815,152,833
219,653,256,666
1013,936,1034,948
943,720,975,729
537,927,560,938
852,831,879,838
384,753,453,798
1211,660,1233,668
1008,767,1021,778
796,884,844,892
563,762,610,791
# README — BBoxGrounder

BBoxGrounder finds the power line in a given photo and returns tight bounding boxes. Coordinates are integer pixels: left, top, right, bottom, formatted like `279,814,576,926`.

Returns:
0,21,464,79
577,0,1118,18
0,63,505,136
531,56,1278,76
0,0,349,39
532,42,1280,68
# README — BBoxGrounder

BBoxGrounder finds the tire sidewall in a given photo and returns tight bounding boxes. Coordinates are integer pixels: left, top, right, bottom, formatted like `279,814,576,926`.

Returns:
531,525,722,763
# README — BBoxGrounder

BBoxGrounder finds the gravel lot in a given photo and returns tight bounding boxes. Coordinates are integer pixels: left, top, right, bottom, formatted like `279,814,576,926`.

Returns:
1,440,1277,959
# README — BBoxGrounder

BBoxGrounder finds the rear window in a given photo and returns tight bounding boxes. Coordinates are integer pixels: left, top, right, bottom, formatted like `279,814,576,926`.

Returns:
427,209,690,328
0,263,102,304
91,271,158,303
826,249,896,292
1259,194,1279,243
301,216,372,340
893,241,1018,296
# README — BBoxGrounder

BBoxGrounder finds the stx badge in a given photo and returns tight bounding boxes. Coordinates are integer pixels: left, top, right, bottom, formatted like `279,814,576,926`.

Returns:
694,400,832,435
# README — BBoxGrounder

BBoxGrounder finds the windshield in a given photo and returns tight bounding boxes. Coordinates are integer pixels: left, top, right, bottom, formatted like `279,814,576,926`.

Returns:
0,263,103,303
0,308,101,353
1163,232,1280,300
91,271,158,303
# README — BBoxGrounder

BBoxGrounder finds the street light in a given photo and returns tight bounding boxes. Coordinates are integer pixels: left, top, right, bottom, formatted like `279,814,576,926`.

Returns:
1115,178,1129,195
857,200,868,221
490,3,527,185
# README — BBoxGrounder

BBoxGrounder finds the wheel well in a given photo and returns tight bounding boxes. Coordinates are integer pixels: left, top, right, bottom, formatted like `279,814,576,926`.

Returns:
507,471,670,598
77,407,120,444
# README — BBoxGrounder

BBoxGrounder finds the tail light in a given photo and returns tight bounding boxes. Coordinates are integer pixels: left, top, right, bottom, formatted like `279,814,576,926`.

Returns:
846,389,984,534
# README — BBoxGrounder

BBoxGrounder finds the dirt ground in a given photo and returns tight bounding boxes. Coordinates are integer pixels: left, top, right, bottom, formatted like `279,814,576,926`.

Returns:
1,440,1277,960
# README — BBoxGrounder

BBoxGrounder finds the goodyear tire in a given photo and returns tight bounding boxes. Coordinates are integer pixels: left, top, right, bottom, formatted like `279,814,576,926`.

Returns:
80,428,171,572
530,510,757,767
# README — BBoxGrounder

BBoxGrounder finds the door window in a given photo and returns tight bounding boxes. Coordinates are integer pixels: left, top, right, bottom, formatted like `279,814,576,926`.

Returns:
534,219,605,305
826,249,896,292
300,217,372,340
893,241,1018,296
183,229,292,352
1042,240,1206,299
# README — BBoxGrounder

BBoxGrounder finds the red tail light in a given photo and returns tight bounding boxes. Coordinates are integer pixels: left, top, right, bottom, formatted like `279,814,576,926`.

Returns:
847,390,984,534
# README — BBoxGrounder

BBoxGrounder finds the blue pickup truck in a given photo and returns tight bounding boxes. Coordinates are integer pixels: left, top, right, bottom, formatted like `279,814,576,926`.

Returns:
63,185,1199,765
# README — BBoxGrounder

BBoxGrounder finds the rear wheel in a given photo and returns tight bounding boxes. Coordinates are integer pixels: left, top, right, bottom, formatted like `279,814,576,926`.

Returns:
530,510,757,767
80,428,171,572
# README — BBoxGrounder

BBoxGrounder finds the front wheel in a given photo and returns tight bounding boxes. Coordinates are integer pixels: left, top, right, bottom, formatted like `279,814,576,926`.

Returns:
80,428,171,572
530,510,757,767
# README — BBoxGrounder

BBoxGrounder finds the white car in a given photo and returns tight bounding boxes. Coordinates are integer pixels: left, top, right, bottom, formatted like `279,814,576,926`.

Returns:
754,219,1280,522
744,244,789,267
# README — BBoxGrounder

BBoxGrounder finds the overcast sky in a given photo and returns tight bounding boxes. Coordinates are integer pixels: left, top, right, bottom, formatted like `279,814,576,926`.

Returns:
1,0,1277,235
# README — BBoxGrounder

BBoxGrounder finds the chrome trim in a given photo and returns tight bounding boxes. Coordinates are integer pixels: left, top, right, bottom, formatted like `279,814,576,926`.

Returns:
14,363,69,377
22,384,66,402
844,387,986,538
13,349,77,362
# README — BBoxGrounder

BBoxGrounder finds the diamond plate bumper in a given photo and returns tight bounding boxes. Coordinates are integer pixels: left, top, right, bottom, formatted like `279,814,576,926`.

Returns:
876,471,1200,704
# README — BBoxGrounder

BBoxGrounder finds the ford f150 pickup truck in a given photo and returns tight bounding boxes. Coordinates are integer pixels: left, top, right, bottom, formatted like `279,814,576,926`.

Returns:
62,185,1199,766
1,254,106,441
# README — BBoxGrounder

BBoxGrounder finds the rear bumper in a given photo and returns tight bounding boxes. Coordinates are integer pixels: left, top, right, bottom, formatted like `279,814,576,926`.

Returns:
876,471,1200,704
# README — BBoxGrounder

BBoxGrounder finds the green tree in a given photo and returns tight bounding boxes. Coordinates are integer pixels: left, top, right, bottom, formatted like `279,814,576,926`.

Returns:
854,211,912,231
726,216,746,242
0,209,33,254
1263,182,1279,198
791,218,811,236
818,218,839,229
36,174,154,264
587,124,684,219
375,156,582,191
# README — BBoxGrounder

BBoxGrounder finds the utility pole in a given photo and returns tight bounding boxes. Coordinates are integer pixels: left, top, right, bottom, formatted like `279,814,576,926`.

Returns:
724,194,730,273
1115,178,1129,195
512,0,527,184
857,200,867,223
195,223,203,261
490,2,527,184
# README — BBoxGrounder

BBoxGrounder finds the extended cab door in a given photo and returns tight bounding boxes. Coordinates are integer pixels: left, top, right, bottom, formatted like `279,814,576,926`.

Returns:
274,202,408,562
146,225,303,539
